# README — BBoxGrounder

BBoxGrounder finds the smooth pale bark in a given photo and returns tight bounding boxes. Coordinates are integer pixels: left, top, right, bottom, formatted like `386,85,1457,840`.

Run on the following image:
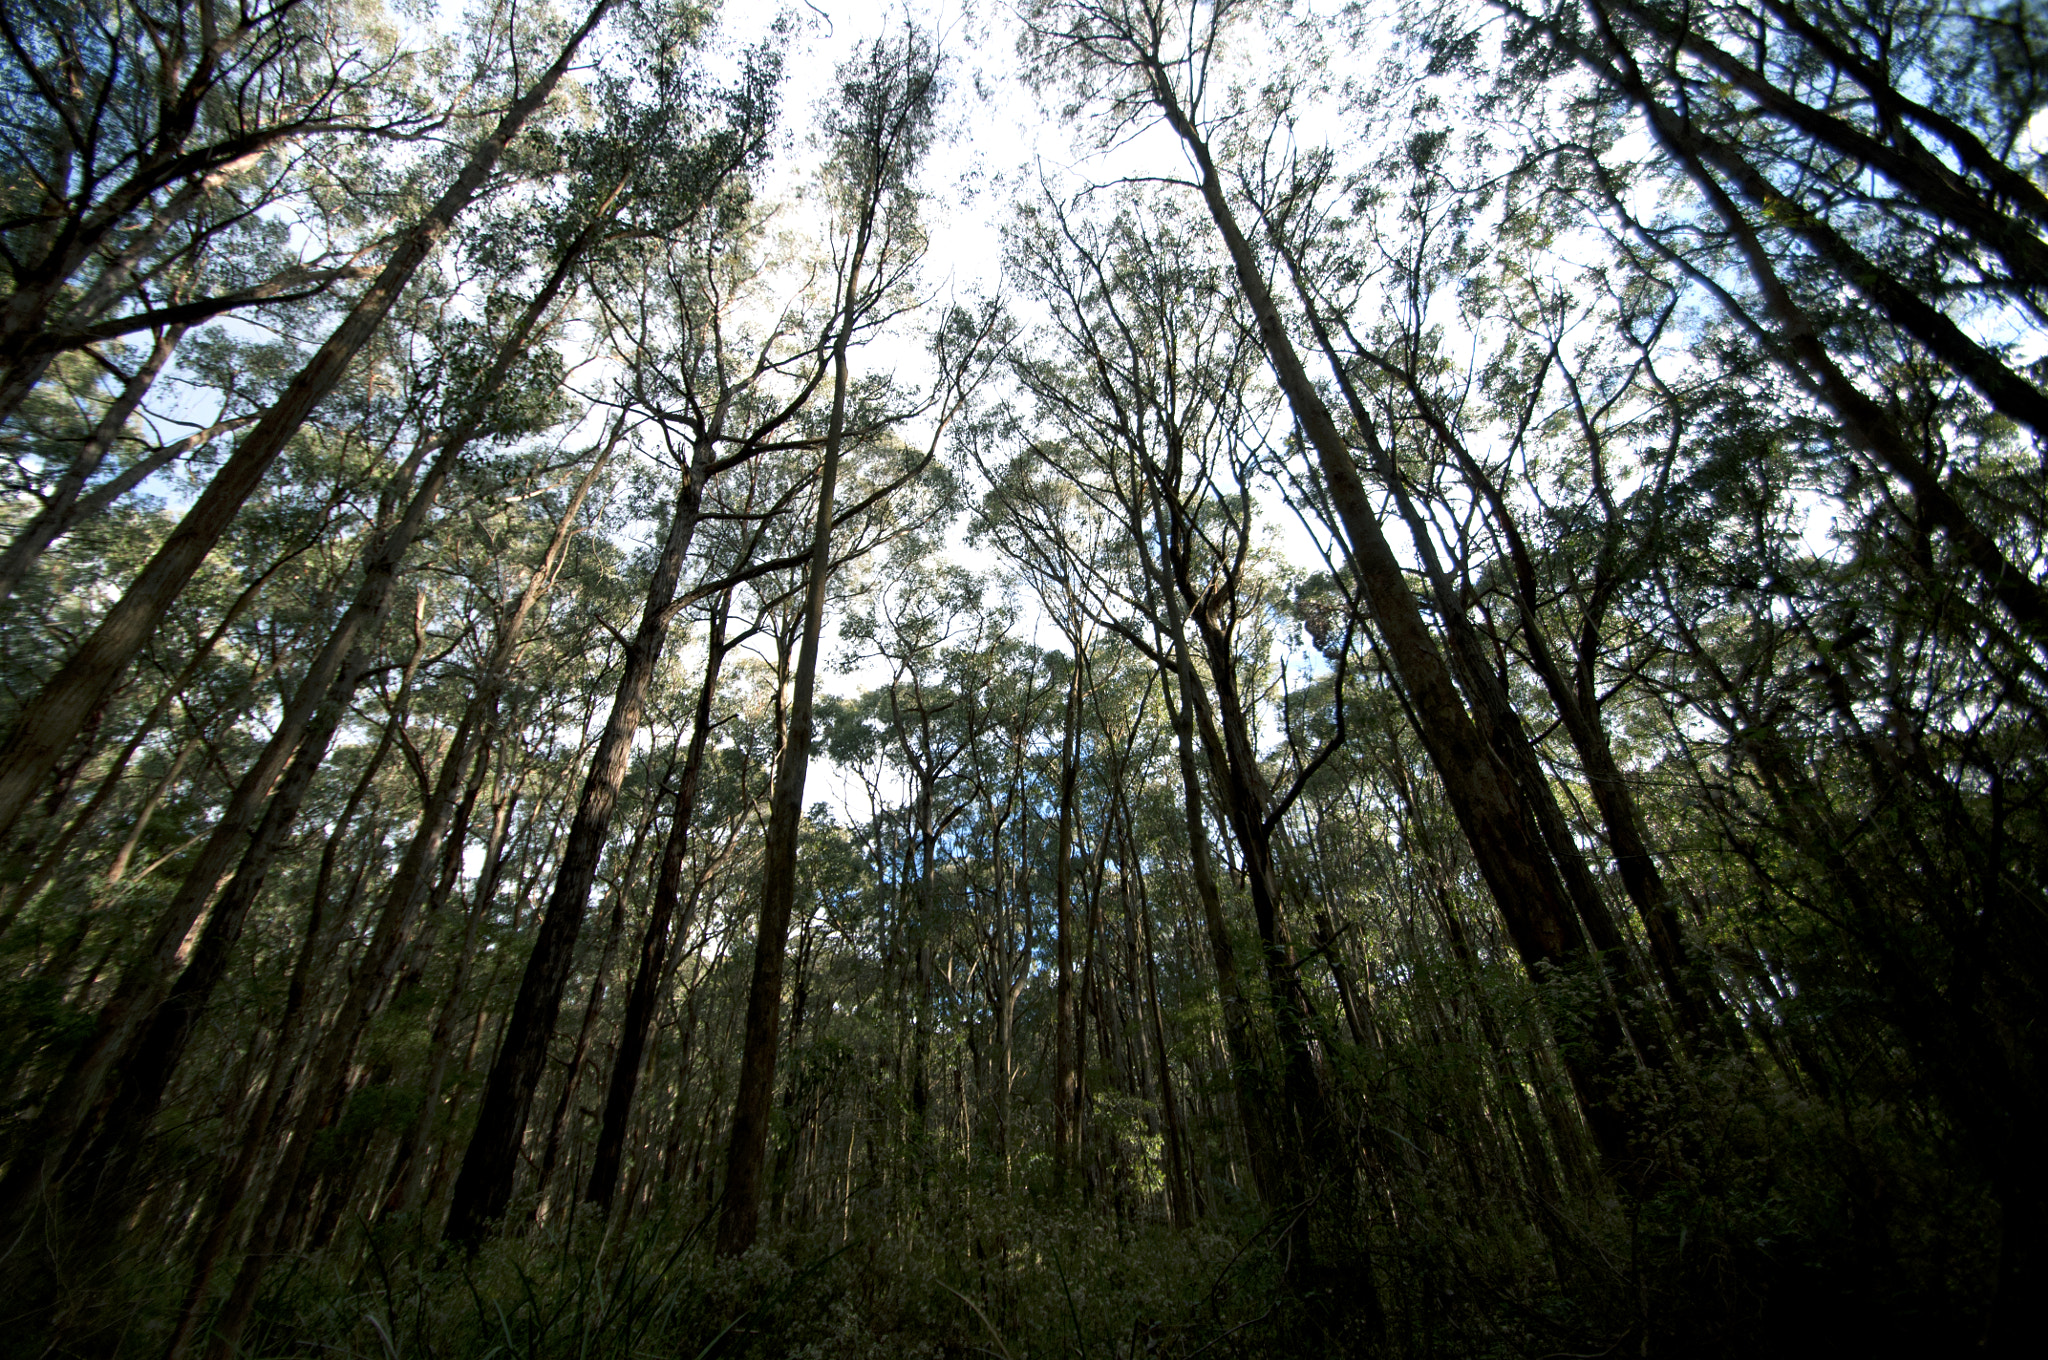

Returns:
587,595,732,1209
0,0,618,845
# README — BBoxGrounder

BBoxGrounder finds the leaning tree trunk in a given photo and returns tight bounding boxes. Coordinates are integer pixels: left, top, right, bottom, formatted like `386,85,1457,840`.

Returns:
0,209,614,1232
1146,68,1650,1180
446,398,725,1244
0,0,618,847
587,592,733,1210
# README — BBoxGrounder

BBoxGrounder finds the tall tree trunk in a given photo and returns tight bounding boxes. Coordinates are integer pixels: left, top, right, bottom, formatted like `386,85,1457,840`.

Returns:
1145,68,1650,1181
1051,655,1082,1196
587,595,732,1209
200,700,492,1360
0,211,612,1229
447,396,725,1243
0,0,618,846
1152,607,1279,1203
716,187,883,1256
1125,804,1192,1227
1276,254,1712,1047
532,846,637,1218
388,769,520,1218
158,670,418,1360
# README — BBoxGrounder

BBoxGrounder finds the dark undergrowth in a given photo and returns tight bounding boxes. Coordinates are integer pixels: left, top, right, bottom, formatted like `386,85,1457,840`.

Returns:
21,1090,2002,1360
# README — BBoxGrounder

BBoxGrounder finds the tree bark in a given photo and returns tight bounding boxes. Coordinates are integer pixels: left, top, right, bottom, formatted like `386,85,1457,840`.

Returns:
0,0,618,845
587,594,732,1210
0,206,611,1229
1143,62,1650,1180
0,323,186,603
446,394,724,1243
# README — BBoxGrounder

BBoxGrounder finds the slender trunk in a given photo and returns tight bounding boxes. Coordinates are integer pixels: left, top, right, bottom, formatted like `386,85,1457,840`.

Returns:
0,324,185,603
1154,614,1279,1202
1127,809,1192,1227
716,194,880,1255
0,214,606,1226
201,702,490,1360
447,399,721,1244
160,684,413,1360
1052,656,1081,1195
533,858,635,1216
388,774,518,1218
587,598,731,1209
1314,909,1370,1050
64,634,410,1219
0,0,618,845
1148,70,1648,1179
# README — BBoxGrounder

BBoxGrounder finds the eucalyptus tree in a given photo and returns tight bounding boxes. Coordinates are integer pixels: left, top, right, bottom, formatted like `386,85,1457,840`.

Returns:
0,0,627,852
0,0,440,421
840,563,1009,1135
989,195,1279,1197
582,581,744,1212
0,76,661,1247
1472,0,2048,642
444,33,794,1243
583,331,885,1214
1435,0,2048,1325
929,627,1059,1190
447,25,992,1240
1022,0,1668,1189
718,24,987,1256
1234,115,1718,1060
998,189,1381,1334
1599,286,2048,1340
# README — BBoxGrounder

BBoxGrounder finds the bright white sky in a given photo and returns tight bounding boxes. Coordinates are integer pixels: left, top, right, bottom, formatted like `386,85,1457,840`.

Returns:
395,0,1415,826
697,1,1348,818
